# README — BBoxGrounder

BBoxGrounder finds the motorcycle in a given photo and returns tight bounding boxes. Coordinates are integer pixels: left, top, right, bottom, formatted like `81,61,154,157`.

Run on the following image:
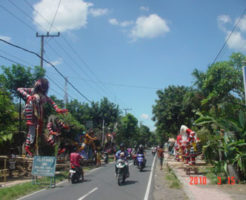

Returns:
115,159,128,185
68,165,83,184
137,153,145,171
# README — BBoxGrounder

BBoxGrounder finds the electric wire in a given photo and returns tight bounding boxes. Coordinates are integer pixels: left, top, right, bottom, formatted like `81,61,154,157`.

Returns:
211,7,246,65
0,38,92,103
0,52,76,101
48,0,62,33
23,0,120,102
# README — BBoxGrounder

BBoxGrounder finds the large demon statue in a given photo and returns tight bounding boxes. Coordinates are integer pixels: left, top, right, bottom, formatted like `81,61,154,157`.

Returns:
17,78,68,156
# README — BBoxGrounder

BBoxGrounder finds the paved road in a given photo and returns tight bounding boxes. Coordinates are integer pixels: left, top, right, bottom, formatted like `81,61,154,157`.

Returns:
19,150,156,200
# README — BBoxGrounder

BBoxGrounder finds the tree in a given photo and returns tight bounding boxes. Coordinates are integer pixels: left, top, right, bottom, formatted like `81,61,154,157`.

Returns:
137,124,152,146
152,85,197,141
116,113,138,146
0,65,45,98
0,90,18,144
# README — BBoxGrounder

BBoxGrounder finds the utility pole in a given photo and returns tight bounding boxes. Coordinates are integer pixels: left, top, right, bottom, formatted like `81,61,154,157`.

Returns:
102,119,105,146
243,60,246,105
36,32,60,68
64,77,68,108
123,108,132,115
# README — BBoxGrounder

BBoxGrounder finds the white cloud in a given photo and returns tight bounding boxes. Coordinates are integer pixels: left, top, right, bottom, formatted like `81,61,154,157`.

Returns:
109,18,119,25
217,15,231,32
218,15,231,24
141,113,149,120
130,14,170,40
121,20,134,27
140,6,149,12
89,8,109,17
33,0,92,33
0,35,11,42
109,18,133,27
218,14,246,52
226,31,246,51
50,58,63,66
237,15,246,32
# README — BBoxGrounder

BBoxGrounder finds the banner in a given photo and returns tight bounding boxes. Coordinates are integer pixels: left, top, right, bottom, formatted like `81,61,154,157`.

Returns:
31,156,56,177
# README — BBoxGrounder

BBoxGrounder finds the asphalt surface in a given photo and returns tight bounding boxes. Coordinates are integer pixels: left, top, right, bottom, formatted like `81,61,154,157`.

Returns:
19,150,156,200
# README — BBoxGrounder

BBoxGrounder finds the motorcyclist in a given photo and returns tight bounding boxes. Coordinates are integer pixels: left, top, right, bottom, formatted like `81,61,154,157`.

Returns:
115,143,129,177
70,147,84,181
137,144,146,166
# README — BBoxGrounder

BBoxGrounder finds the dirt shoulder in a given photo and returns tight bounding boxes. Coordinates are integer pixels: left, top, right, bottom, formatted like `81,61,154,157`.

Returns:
162,153,246,200
152,155,188,200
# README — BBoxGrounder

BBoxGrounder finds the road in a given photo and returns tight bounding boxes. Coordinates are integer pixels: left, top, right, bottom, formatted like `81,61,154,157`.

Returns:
19,151,156,200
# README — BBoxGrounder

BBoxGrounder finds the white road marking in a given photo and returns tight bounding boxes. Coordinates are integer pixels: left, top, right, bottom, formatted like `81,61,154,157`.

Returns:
144,154,156,200
77,187,98,200
16,188,46,200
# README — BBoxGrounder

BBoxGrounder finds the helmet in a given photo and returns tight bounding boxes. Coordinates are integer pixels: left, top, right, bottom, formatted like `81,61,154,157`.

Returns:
120,143,125,148
139,144,143,150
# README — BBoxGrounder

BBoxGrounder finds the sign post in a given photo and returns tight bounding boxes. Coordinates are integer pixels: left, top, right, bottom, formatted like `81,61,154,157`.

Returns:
31,156,57,187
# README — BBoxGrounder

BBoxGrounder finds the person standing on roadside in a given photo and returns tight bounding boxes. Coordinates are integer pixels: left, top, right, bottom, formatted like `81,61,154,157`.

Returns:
157,144,164,170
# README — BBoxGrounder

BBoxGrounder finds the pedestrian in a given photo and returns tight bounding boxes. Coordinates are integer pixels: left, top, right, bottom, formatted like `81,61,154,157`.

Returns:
157,144,164,170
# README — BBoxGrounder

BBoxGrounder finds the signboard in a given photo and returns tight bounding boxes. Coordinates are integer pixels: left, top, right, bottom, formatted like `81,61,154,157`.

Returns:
31,156,56,177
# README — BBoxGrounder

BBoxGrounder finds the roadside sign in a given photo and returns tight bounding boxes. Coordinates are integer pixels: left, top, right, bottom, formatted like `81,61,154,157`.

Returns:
31,156,56,177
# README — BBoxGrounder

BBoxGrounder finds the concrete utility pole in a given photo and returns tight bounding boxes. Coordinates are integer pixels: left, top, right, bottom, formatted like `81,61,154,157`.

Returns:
102,119,105,146
64,77,68,108
123,108,132,115
36,32,60,68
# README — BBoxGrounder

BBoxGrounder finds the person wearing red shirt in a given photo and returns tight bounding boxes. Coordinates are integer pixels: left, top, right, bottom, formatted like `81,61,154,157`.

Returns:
70,148,84,181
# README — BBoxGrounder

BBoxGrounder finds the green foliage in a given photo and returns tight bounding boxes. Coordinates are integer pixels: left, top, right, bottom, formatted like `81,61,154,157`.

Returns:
116,113,138,146
0,90,18,144
67,97,120,130
0,65,45,97
152,85,198,140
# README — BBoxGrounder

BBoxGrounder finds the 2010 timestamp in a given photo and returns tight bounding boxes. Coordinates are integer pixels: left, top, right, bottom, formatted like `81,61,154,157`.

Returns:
189,176,236,185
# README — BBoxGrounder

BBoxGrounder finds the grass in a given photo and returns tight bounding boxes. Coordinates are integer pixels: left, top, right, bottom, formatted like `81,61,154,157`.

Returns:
198,166,228,184
0,158,114,200
164,164,182,189
0,172,68,200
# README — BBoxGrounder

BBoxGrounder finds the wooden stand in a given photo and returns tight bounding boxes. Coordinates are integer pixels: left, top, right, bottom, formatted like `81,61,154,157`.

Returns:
184,164,198,175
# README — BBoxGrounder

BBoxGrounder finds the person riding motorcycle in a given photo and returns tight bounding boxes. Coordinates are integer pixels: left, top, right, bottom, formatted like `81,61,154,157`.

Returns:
70,147,84,182
136,144,146,166
115,143,129,177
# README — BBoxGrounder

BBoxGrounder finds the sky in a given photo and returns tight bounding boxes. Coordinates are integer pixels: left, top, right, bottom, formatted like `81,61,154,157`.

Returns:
0,0,246,131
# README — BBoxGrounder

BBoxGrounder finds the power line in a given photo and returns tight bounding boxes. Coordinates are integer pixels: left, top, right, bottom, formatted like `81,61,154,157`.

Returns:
23,0,119,102
48,0,62,33
0,4,33,31
36,32,60,68
0,52,77,101
3,0,134,111
211,7,246,65
21,0,113,99
70,77,161,90
0,38,92,103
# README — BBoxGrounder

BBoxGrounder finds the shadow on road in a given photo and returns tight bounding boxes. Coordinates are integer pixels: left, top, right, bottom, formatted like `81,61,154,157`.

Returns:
124,180,138,185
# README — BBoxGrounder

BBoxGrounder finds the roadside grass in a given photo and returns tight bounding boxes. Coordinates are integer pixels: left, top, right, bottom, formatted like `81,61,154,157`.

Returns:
0,172,68,200
198,166,228,184
0,160,113,200
164,164,182,189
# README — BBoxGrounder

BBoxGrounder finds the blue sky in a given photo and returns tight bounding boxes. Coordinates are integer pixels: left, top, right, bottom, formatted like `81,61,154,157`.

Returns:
0,0,246,131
